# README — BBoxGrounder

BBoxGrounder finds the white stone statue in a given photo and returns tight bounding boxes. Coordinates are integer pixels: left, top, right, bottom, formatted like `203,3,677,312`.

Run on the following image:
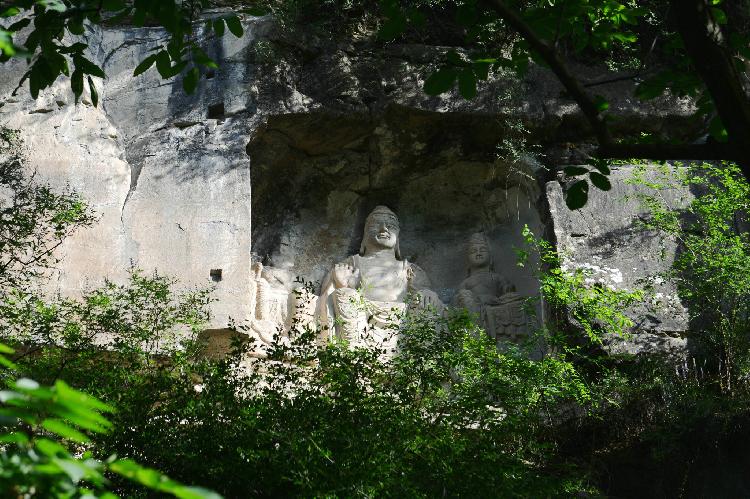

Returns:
247,261,285,350
316,206,443,356
453,232,528,342
247,256,318,357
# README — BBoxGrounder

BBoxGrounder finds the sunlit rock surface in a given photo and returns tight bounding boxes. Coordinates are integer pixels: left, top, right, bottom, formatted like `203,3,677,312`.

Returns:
0,15,695,354
547,166,692,356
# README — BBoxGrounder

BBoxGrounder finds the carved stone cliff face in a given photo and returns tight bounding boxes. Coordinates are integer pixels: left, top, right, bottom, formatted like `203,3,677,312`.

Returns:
248,108,544,304
0,16,693,354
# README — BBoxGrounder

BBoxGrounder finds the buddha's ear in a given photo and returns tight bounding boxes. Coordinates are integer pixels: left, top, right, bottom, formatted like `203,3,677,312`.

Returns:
395,239,402,260
359,238,366,256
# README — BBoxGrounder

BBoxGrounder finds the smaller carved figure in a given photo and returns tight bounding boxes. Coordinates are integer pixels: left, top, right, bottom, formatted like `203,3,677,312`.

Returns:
247,258,318,356
453,233,528,342
248,261,283,349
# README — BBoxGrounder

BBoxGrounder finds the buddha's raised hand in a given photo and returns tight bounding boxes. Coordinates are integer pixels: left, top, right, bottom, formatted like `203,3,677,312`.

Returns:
333,262,359,289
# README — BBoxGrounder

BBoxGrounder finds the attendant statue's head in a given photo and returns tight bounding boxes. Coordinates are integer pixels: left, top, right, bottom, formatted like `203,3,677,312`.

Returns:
359,205,402,259
466,232,493,274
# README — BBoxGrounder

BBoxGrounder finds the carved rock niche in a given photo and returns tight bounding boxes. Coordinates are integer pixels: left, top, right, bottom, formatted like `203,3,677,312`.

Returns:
245,106,545,348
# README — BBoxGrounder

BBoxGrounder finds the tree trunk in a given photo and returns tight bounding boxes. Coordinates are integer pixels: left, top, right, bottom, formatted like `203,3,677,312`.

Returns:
672,0,750,173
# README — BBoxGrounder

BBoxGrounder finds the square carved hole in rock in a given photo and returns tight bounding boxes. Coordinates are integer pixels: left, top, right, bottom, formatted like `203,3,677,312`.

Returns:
208,102,225,119
210,268,222,282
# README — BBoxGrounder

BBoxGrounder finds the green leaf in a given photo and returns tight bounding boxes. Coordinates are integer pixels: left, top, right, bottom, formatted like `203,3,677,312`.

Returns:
213,18,225,37
155,50,171,78
593,95,609,112
446,50,464,66
102,0,127,11
192,47,217,69
88,76,98,107
166,39,182,61
110,459,221,498
591,159,611,175
709,115,728,142
55,380,114,413
59,42,88,54
379,15,406,41
133,54,157,76
35,437,69,457
0,390,24,402
565,180,589,210
43,418,91,443
15,378,39,390
0,355,17,369
53,457,89,484
68,18,85,35
589,171,612,191
74,56,105,78
473,61,490,80
612,32,637,44
172,486,224,499
8,19,31,32
183,67,199,94
164,61,187,78
132,8,146,27
39,0,67,13
457,69,477,99
225,15,243,37
0,431,29,444
711,7,727,24
1,7,21,17
423,68,457,96
563,166,589,176
456,4,478,27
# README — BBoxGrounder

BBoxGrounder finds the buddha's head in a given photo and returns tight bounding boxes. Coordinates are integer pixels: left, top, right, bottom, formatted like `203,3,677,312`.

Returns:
360,205,402,259
466,232,493,273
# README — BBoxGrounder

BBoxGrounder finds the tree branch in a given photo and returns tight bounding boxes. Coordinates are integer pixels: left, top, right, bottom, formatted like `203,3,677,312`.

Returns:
671,0,750,162
583,74,641,88
482,0,612,145
596,142,739,161
483,0,750,175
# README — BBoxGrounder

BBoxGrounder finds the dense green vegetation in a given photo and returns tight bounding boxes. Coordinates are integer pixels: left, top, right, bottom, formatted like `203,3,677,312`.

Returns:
4,120,750,495
3,1,750,496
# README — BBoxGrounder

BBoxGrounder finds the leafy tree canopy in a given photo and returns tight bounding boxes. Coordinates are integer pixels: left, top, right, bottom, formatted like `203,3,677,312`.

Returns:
2,0,750,210
0,0,251,101
376,0,750,207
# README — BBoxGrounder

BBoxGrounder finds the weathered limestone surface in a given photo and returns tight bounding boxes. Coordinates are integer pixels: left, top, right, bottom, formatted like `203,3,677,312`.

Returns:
0,15,695,352
547,167,692,355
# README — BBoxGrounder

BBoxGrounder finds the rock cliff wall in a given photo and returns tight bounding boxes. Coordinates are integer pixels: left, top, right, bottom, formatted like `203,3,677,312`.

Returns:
0,15,693,352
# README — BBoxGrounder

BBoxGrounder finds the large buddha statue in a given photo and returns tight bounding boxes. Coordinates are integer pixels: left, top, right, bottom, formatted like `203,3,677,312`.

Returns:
316,206,443,356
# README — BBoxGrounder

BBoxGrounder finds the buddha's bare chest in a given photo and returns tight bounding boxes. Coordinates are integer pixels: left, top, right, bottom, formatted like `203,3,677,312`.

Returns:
357,259,408,300
464,273,497,295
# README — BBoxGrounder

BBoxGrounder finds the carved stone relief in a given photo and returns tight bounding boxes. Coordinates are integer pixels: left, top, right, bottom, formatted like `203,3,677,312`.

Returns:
315,206,444,358
246,260,319,357
453,233,530,344
246,211,532,356
245,111,544,355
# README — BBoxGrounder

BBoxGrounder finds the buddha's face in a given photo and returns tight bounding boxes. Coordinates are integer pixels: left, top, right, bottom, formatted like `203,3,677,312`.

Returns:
468,241,490,267
364,214,400,250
